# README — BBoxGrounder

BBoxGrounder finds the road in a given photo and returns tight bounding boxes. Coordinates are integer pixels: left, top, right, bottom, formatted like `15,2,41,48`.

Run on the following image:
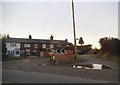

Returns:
3,56,118,83
2,69,109,83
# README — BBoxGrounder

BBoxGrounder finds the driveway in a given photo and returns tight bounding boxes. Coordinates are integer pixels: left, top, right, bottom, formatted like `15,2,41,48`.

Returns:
2,55,118,83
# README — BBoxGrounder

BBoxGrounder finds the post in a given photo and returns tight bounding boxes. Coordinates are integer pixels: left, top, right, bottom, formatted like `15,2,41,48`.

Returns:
72,0,77,60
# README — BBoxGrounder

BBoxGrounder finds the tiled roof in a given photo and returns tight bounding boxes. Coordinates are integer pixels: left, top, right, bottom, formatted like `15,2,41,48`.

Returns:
6,38,69,44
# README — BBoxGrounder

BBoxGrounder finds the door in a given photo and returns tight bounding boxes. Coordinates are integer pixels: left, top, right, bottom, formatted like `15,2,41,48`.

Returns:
14,50,20,57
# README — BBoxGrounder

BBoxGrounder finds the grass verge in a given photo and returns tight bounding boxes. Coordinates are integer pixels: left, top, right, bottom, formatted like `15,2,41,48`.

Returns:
5,57,23,61
95,54,119,63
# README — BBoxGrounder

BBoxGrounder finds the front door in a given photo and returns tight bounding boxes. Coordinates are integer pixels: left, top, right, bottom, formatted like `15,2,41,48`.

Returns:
14,49,20,57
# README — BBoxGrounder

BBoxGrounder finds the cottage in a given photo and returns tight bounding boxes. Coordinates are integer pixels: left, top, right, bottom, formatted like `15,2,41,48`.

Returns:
6,35,70,57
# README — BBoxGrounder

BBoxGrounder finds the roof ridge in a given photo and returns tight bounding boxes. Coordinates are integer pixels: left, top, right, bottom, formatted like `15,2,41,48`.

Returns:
6,38,69,44
8,38,66,41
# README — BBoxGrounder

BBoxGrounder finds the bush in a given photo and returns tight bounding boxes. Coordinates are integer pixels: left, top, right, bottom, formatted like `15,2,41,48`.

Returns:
99,37,119,56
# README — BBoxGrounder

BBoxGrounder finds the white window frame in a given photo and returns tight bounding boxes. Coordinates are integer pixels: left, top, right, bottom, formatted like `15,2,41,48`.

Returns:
33,49,37,52
10,43,16,47
50,44,54,48
57,44,62,47
24,44,30,47
34,44,38,48
42,44,46,48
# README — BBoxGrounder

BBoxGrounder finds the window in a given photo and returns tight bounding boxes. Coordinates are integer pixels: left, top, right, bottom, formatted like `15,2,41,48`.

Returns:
25,49,30,52
42,44,46,48
67,45,69,47
33,49,37,53
50,44,54,48
24,44,30,47
25,49,30,56
34,44,38,48
10,43,16,47
57,44,62,47
16,50,20,54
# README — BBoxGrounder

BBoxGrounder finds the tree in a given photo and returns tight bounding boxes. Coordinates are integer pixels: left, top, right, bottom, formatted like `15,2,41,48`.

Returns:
99,37,119,57
79,37,84,46
1,34,7,61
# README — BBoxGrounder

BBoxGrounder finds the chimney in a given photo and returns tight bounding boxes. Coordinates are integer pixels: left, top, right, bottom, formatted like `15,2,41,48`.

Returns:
29,34,32,39
65,39,68,42
7,34,10,38
50,35,53,40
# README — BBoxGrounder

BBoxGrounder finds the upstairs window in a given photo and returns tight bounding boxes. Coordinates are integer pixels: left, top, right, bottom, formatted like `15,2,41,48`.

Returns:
50,44,54,48
34,44,38,48
42,44,46,48
24,44,30,47
10,43,16,47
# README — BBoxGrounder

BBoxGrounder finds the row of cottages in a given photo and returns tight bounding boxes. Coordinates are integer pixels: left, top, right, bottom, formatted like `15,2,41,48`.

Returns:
6,35,71,57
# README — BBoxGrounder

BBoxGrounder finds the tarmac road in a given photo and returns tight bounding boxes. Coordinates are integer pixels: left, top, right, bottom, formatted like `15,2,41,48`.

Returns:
2,69,109,83
2,55,118,83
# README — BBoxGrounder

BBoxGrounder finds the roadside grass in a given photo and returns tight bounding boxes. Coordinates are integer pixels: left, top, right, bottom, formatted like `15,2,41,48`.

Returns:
95,54,119,63
5,57,24,61
107,56,120,63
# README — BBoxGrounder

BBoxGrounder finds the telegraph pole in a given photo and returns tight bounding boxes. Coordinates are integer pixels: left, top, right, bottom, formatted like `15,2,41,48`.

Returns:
72,0,77,60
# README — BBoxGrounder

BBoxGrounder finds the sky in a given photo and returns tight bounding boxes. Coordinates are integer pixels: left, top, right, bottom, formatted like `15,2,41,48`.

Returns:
1,0,119,49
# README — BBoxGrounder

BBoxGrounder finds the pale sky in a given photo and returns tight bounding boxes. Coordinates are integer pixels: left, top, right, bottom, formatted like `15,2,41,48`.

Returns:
1,0,119,49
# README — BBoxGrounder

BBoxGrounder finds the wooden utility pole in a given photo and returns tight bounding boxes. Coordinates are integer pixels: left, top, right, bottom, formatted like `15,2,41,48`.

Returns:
72,0,77,60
